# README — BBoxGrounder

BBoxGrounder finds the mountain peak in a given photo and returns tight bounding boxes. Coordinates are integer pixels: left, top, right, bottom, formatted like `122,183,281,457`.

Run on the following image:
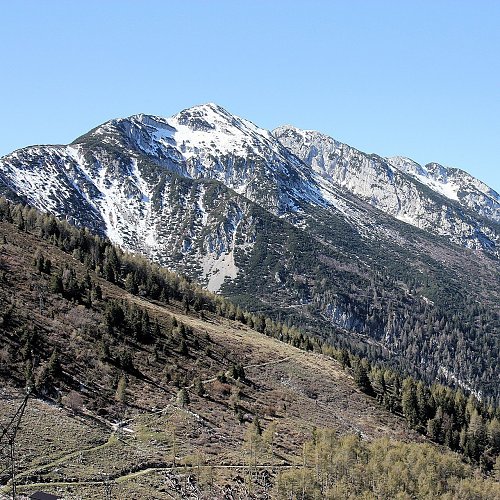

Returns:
169,103,278,158
173,102,236,129
185,101,227,113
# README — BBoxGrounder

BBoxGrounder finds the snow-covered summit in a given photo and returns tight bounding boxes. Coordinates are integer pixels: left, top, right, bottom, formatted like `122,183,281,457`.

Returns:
388,156,460,201
99,103,281,165
168,103,288,166
274,123,500,253
75,104,322,214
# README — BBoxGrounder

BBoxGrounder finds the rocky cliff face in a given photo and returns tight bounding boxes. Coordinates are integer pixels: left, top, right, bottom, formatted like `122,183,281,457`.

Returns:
273,125,500,253
3,104,499,268
0,104,316,290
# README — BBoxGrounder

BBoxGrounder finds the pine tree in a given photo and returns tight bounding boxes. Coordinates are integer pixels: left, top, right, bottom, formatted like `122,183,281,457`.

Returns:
402,378,419,428
493,455,500,481
46,349,62,380
253,416,262,436
140,311,151,343
153,320,161,338
118,349,134,371
194,377,205,397
103,245,119,283
427,407,443,442
339,349,351,369
230,363,245,380
125,272,137,294
487,417,500,454
179,339,188,356
262,421,277,457
468,410,487,461
50,272,63,294
243,416,263,468
353,359,374,396
416,381,433,426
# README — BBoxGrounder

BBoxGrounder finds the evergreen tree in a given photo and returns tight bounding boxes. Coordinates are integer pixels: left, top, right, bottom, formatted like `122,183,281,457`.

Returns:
253,415,262,436
339,348,351,368
194,377,205,397
50,272,63,294
262,421,277,457
46,348,62,380
179,339,188,356
230,363,245,380
486,417,500,454
416,381,433,426
353,359,374,395
493,455,500,481
402,378,419,428
115,375,127,403
125,272,137,294
177,388,190,407
427,407,443,442
118,349,134,371
467,410,487,461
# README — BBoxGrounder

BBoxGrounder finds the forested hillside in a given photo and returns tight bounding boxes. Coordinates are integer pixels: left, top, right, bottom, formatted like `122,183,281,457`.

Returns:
0,200,499,498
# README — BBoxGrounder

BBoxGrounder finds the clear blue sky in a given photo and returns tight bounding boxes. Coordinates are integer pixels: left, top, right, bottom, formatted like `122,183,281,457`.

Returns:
1,0,499,191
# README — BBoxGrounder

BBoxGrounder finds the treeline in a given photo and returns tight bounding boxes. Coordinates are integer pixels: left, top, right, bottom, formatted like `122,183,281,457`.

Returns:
0,197,314,356
0,198,243,323
301,250,499,405
1,198,498,471
239,202,500,404
273,430,500,499
259,315,500,473
233,210,500,407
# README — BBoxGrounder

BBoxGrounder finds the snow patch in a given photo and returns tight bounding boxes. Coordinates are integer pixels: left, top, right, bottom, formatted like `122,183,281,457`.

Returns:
197,184,209,226
202,250,239,292
437,366,481,400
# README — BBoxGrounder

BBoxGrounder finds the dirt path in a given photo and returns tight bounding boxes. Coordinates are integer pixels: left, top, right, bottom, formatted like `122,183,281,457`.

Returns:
2,435,117,490
5,343,305,496
187,355,294,387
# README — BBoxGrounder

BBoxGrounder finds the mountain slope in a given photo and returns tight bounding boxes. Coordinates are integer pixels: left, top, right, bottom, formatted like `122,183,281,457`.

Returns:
0,212,418,496
1,208,499,499
388,155,500,221
0,104,499,402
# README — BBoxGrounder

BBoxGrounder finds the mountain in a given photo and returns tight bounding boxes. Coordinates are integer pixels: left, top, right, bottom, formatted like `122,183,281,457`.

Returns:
0,103,499,402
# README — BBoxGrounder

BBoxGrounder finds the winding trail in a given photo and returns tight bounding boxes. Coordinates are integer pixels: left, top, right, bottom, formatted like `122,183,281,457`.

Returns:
5,350,301,495
4,296,383,495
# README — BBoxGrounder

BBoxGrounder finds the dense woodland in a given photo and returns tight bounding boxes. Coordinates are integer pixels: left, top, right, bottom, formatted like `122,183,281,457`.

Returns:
0,198,499,487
